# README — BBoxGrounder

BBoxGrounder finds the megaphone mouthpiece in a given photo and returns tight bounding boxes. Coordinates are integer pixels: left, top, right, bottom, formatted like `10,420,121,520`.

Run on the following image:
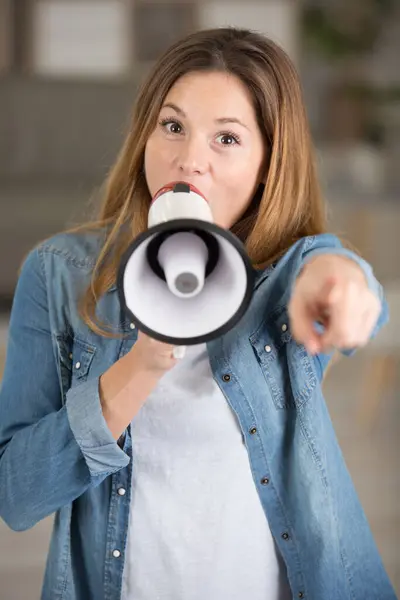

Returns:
157,232,208,299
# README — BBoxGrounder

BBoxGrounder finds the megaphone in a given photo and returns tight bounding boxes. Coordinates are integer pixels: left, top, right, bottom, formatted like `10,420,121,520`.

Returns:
117,181,255,347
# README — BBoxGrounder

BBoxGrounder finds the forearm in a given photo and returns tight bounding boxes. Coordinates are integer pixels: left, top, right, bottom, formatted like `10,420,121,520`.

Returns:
99,347,162,440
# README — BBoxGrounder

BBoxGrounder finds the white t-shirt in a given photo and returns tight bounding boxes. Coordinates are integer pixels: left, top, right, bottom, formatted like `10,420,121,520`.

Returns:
121,344,292,600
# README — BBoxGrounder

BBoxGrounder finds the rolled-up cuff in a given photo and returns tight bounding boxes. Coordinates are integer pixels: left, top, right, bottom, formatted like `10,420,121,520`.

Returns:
66,377,130,475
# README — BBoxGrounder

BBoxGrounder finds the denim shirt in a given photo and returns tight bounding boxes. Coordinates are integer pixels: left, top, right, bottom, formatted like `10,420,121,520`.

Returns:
0,230,396,600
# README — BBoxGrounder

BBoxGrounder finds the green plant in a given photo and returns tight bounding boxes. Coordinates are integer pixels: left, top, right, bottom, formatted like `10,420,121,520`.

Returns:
301,0,396,60
301,0,399,145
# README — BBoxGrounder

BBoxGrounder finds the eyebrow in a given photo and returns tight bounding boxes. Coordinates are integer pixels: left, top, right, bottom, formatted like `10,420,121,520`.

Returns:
161,102,249,130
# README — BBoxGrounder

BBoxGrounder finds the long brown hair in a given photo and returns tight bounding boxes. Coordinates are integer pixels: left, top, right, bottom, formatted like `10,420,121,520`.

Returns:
74,27,328,336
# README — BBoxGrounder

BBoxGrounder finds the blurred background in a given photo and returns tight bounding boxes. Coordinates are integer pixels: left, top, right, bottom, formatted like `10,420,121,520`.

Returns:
0,0,399,598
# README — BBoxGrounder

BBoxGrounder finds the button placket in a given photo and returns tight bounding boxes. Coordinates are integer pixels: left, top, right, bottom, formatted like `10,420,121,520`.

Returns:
69,339,96,381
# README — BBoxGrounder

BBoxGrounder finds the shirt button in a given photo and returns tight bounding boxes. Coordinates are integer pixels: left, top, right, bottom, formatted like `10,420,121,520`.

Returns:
75,362,81,369
282,532,290,540
112,549,121,558
261,477,270,485
264,345,272,353
222,374,231,382
282,324,288,332
129,323,135,330
298,593,305,599
249,427,257,435
117,487,126,496
69,353,73,360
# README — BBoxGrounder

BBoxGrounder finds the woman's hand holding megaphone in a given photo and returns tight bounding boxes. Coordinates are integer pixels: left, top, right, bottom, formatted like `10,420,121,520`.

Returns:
99,331,184,441
130,330,185,374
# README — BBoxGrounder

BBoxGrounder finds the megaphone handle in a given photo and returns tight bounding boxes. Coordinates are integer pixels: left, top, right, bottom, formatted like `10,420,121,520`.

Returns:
173,346,186,360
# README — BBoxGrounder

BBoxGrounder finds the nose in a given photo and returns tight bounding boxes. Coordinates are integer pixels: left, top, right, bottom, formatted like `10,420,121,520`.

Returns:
176,137,208,176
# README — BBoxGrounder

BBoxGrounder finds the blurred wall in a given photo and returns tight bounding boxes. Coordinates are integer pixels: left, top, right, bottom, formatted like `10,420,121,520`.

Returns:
0,0,298,300
0,0,399,301
0,78,136,297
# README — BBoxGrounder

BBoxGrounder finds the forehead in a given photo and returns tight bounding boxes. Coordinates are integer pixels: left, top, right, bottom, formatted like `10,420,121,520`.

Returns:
163,71,256,116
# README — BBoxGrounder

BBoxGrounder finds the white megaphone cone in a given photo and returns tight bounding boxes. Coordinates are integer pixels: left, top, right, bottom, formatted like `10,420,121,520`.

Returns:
117,182,255,349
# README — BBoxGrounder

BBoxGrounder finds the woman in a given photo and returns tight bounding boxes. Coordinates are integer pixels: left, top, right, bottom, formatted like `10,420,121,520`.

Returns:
0,27,396,600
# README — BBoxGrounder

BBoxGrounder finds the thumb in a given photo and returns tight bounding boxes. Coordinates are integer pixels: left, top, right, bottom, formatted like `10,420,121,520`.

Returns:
317,277,341,312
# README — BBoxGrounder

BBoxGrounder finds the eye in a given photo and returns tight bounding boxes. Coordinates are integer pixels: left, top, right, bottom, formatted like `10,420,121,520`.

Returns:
159,118,184,135
216,132,241,146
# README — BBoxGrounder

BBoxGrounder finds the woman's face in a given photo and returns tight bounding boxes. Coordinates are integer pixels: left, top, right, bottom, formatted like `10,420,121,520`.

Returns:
144,70,266,229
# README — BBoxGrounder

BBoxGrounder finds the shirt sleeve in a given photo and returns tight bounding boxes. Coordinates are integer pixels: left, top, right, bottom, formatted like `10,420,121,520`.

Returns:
0,247,129,532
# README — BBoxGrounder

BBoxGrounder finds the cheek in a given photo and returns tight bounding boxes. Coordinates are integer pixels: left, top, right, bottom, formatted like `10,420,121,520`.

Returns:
144,139,170,195
211,185,252,228
227,151,264,206
222,149,261,184
144,137,159,173
221,166,257,205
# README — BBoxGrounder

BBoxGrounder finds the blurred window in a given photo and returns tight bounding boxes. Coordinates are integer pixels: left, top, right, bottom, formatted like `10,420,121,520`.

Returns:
2,0,298,77
31,0,131,78
198,0,298,60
